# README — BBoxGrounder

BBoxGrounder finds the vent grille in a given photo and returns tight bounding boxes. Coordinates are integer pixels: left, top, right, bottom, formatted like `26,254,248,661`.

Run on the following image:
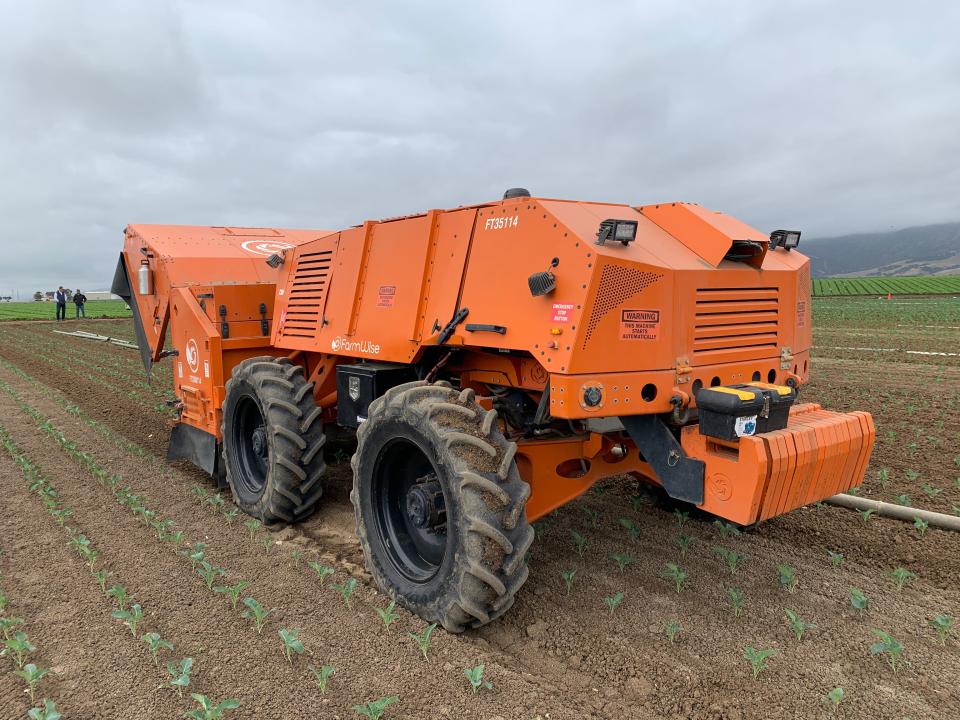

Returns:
280,249,333,338
693,287,779,362
583,264,662,347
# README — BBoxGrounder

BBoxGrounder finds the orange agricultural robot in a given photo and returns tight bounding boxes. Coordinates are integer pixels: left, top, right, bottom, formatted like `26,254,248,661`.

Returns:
113,189,874,631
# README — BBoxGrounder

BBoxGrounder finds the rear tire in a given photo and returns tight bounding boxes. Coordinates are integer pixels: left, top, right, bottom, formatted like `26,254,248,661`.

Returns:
222,357,326,523
351,381,533,632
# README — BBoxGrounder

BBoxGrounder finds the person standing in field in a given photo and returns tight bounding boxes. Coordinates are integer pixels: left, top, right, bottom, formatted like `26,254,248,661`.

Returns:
55,286,67,321
73,289,87,319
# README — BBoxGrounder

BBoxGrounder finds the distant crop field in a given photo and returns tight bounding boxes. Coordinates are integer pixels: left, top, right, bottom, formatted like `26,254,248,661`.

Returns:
812,275,960,297
0,300,131,321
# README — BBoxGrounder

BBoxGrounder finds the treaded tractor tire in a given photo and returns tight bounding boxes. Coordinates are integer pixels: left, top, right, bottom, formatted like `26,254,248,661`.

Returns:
222,356,326,524
351,381,533,632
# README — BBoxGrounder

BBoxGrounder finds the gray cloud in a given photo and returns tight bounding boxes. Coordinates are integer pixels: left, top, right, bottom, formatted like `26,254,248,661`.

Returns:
1,0,958,294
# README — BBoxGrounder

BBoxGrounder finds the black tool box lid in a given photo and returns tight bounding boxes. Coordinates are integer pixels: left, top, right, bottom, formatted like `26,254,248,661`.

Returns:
696,385,765,416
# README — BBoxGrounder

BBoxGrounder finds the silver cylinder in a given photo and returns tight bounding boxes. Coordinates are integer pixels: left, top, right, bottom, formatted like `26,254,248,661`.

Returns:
138,260,152,295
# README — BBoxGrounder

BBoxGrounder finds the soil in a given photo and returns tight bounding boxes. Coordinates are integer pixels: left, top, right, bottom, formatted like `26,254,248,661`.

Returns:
0,304,958,720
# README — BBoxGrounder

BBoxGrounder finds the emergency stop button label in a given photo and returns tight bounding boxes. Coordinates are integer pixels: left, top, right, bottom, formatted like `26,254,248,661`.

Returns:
620,309,660,340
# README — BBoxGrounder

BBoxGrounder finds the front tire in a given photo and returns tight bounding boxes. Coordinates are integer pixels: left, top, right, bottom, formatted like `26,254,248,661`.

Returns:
351,381,533,632
222,357,326,523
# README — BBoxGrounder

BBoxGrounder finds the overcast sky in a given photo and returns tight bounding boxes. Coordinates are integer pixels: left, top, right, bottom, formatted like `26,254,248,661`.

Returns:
1,1,958,295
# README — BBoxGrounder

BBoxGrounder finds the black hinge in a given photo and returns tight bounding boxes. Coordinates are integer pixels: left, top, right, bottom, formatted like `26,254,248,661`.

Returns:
437,307,469,344
259,303,269,336
219,304,229,339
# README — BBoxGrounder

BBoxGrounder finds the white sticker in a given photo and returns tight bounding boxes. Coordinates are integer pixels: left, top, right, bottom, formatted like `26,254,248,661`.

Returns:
177,362,183,379
204,360,210,378
735,415,758,437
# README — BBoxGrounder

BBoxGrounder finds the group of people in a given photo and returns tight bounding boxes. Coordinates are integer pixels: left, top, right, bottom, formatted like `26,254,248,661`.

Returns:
54,287,88,321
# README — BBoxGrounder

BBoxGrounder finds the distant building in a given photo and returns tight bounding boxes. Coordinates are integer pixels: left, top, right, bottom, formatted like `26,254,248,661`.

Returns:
84,291,121,301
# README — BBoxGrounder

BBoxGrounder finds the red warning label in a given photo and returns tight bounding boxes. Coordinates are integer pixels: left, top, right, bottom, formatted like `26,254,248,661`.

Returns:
620,309,660,340
377,285,396,307
551,302,574,323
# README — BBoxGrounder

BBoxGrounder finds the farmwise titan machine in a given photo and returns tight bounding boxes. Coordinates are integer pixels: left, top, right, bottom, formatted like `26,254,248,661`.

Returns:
112,190,874,631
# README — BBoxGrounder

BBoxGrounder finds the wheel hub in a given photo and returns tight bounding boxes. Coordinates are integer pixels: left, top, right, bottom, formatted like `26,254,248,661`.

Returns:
405,478,446,530
251,427,267,457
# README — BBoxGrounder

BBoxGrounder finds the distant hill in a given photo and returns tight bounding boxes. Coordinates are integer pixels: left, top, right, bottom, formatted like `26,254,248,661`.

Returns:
802,222,960,277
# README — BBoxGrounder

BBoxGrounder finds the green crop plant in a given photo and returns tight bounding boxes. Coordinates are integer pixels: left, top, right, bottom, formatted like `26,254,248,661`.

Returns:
112,604,143,636
185,694,240,720
630,494,645,512
870,630,904,673
408,622,437,660
561,568,576,595
352,696,399,720
777,564,797,593
3,630,35,668
278,628,305,664
375,600,400,629
164,657,193,697
610,552,634,573
0,591,6,613
784,609,815,641
913,517,929,535
308,664,336,694
604,591,624,615
331,578,358,608
893,494,911,507
849,588,869,617
68,533,91,557
876,467,890,487
244,519,261,539
727,587,744,618
464,664,493,693
928,614,955,646
921,483,941,499
889,567,916,591
583,507,599,529
108,585,131,609
28,699,61,720
570,530,588,556
91,568,110,592
823,687,844,713
142,632,174,667
188,543,208,570
261,536,274,554
714,520,740,538
662,563,687,593
167,530,185,546
242,597,274,634
213,581,250,610
190,486,208,502
15,662,49,702
743,646,775,680
0,616,24,639
222,508,239,524
664,619,681,643
79,546,99,570
197,561,227,590
675,534,694,556
618,517,640,541
291,549,304,567
207,493,225,511
713,546,744,574
827,550,844,568
673,509,689,527
152,518,174,541
50,508,72,526
856,508,876,523
308,561,336,585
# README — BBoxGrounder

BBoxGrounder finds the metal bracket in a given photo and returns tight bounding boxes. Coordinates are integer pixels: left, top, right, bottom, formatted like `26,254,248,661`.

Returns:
437,307,469,344
620,414,705,504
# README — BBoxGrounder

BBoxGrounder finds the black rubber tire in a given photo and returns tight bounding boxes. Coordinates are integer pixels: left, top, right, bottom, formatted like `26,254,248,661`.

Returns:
351,381,533,632
222,356,326,524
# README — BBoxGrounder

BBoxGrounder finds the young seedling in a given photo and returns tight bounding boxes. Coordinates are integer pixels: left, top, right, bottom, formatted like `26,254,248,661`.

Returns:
352,696,399,720
720,589,743,620
713,546,744,574
15,663,49,703
152,518,174,541
889,567,916,591
662,563,687,593
291,549,304,567
106,584,128,610
827,550,844,568
583,507,599,529
164,657,194,697
570,530,588,556
604,591,624,615
0,616,24,639
376,601,401,629
610,552,634,573
464,664,493,693
870,630,904,673
561,568,577,595
207,493,225,511
241,597,274,634
261,536,274,554
673,509,689,527
849,588,869,617
714,520,740,538
92,568,110,592
331,578,358,608
777,564,797,593
142,632,174,667
913,517,929,535
223,508,239,524
618,517,640,541
664,619,681,643
112,604,144,636
3,630,35,668
928,614,955,646
191,486,209,502
27,699,61,720
185,693,240,720
408,622,437,660
857,508,876,523
308,561,336,585
823,687,844,713
675,534,694,557
743,646,775,680
894,494,911,507
188,543,208,571
278,628,305,664
876,467,890,487
784,609,816,641
50,508,72,526
244,518,261,539
198,561,227,590
308,664,336,694
213,580,251,610
921,483,941,499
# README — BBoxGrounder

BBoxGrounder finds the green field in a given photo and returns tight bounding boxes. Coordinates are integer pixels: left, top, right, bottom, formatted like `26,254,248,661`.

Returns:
0,300,131,321
812,275,960,296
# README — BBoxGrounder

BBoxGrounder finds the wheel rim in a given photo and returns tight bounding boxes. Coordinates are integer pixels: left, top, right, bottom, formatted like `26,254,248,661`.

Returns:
372,437,449,584
232,395,269,495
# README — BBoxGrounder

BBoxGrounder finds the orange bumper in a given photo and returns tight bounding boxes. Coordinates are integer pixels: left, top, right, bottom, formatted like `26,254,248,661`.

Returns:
682,403,875,525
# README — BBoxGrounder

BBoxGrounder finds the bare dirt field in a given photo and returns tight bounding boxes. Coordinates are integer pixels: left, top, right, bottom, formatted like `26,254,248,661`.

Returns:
0,297,958,720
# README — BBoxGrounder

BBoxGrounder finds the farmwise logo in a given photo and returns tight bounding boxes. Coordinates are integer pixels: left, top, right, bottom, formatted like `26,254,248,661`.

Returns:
331,336,381,354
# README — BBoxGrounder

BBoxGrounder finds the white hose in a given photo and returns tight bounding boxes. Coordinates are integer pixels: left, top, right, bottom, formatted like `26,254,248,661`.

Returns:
825,493,960,532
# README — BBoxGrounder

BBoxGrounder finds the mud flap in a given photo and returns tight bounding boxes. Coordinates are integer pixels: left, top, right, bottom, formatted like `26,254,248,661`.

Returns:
621,414,705,504
110,253,154,375
168,422,218,477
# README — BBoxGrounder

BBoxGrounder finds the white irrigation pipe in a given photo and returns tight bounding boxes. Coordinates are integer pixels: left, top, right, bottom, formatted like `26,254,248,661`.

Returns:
821,345,960,357
52,330,140,351
825,493,960,532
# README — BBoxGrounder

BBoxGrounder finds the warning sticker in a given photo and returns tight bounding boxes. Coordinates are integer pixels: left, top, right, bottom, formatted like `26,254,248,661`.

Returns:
552,302,574,323
735,415,758,437
377,285,396,307
796,300,806,327
620,309,660,340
